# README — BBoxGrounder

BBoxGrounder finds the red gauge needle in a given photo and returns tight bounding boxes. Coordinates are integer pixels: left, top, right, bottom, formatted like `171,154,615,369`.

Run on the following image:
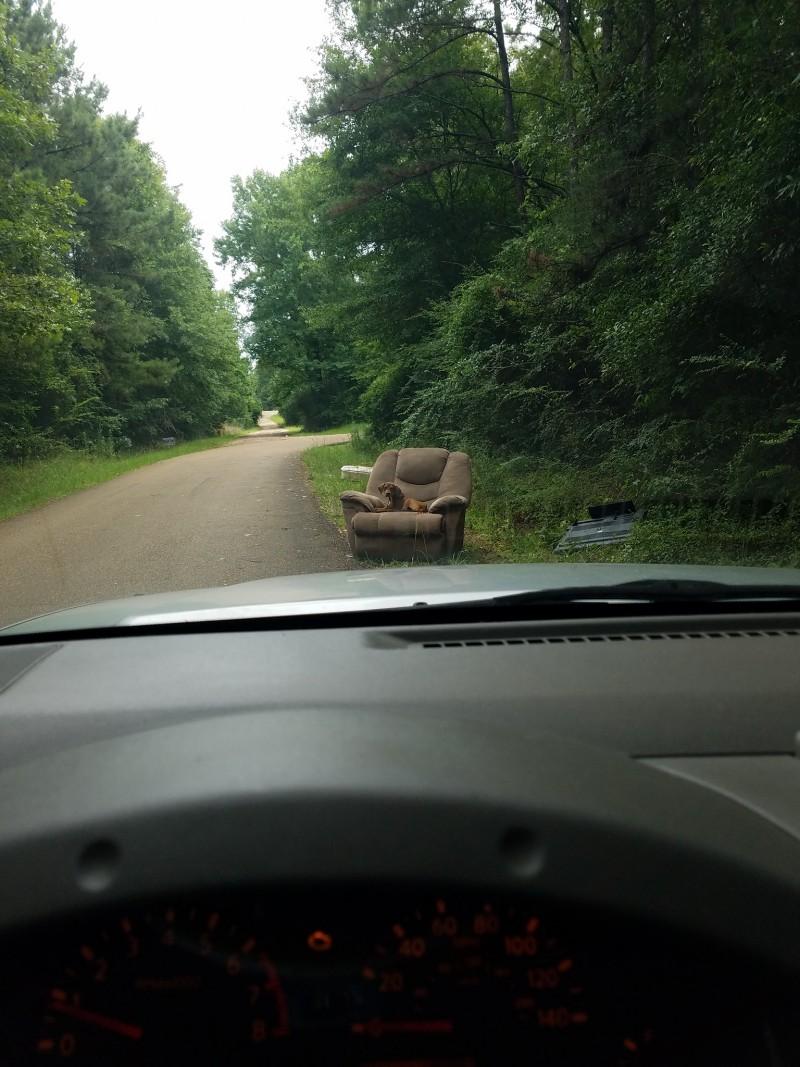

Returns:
49,1000,143,1040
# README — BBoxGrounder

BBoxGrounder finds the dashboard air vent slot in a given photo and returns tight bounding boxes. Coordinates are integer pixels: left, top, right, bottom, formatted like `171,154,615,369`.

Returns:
419,629,800,650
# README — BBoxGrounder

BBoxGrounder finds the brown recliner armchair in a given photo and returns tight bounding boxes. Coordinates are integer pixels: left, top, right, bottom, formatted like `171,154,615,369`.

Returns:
341,448,472,562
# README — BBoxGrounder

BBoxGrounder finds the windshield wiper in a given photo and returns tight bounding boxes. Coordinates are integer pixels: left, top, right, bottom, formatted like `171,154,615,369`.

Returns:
460,579,800,608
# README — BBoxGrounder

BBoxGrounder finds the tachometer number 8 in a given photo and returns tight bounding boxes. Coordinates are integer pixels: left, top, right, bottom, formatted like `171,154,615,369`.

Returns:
58,1032,76,1058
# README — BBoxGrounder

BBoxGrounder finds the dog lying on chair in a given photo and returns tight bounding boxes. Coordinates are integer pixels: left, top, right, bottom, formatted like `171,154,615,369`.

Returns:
377,481,429,513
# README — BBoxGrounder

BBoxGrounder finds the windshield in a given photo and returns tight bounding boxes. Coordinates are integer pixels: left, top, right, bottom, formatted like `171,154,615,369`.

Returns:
1,0,797,632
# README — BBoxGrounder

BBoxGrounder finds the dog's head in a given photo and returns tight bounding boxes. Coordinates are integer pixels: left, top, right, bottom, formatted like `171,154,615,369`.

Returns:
377,481,404,508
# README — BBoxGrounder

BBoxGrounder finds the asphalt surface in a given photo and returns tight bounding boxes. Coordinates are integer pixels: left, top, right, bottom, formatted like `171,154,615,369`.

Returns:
0,426,351,627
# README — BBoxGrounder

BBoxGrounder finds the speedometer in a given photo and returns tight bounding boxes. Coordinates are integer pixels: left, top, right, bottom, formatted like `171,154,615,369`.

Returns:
364,898,587,1028
357,897,648,1065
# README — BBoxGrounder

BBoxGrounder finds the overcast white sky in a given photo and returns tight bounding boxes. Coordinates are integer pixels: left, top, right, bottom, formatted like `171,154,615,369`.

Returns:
48,0,333,286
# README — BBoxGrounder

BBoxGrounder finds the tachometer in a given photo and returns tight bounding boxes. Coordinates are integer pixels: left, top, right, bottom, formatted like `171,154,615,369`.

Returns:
33,905,287,1064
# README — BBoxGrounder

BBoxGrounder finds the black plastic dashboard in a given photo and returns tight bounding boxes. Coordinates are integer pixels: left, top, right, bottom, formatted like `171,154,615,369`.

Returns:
2,608,800,1064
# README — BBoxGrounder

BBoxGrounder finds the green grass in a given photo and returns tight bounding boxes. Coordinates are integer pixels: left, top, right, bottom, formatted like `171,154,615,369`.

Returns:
269,412,360,437
304,440,372,531
303,440,800,569
297,422,359,436
266,412,305,433
0,434,245,523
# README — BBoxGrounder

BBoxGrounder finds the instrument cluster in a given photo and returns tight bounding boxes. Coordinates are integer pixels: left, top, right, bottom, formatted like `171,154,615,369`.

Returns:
0,889,780,1065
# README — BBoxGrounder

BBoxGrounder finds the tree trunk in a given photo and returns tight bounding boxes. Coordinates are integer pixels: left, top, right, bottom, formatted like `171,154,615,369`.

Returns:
555,0,576,183
601,1,614,55
556,0,573,84
689,0,700,52
492,0,526,208
642,0,655,74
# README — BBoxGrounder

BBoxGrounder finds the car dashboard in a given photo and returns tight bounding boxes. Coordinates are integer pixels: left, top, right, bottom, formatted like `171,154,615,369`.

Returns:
2,606,800,1064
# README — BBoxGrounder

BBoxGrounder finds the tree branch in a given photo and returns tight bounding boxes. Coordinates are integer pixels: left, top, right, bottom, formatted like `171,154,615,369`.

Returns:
319,68,562,120
43,140,93,155
405,16,498,41
569,13,600,90
341,29,477,98
415,88,498,141
327,155,564,217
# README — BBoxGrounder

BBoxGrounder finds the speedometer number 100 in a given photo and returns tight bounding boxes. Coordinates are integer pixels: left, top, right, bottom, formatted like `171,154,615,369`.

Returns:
504,935,539,957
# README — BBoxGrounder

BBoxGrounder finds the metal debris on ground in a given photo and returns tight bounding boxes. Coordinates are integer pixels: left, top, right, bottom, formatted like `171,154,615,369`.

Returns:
555,500,644,552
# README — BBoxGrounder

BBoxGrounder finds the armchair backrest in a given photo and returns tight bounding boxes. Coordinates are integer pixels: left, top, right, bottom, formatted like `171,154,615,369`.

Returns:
367,448,472,503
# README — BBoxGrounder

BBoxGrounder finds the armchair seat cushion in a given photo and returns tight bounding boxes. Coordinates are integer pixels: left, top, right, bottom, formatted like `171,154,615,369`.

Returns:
352,511,443,539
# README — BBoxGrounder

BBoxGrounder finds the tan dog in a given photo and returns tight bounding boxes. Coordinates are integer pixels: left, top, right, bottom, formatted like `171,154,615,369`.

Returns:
377,481,429,513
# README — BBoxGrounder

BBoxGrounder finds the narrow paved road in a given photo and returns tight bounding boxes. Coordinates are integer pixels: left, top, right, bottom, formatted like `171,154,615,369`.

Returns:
0,428,351,627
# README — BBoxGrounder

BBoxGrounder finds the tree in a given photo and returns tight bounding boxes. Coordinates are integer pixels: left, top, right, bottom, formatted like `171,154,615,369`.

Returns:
218,160,359,428
0,0,88,457
1,0,256,456
220,1,563,435
307,0,555,208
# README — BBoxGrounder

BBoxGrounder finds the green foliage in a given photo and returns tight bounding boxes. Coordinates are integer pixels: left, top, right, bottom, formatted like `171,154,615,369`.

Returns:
219,0,529,434
0,1,88,458
234,0,800,537
0,0,256,461
217,162,359,429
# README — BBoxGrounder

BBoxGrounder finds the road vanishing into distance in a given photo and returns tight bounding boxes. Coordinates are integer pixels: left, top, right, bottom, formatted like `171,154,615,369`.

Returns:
0,420,351,628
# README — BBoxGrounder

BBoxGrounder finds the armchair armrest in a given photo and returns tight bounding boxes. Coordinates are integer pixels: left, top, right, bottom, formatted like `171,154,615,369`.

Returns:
428,493,468,513
428,493,468,555
340,490,385,512
341,490,385,554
